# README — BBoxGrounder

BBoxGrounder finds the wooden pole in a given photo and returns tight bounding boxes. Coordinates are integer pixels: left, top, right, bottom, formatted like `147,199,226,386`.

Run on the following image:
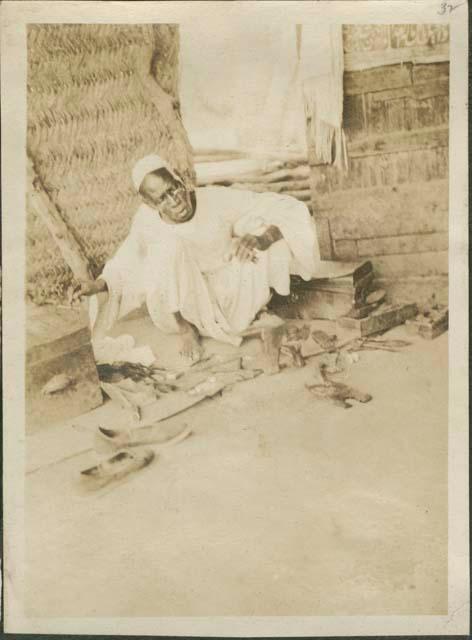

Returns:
305,98,336,260
27,157,94,282
308,161,335,260
134,46,196,187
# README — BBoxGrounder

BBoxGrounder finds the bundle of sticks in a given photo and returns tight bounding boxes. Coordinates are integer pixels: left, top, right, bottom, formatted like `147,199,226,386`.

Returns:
195,155,312,204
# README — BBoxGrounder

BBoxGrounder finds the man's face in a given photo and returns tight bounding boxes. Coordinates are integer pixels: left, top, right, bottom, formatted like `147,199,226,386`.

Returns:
140,172,194,224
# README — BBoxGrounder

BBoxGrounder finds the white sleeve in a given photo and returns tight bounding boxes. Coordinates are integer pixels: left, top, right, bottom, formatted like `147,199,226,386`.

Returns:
226,188,321,278
100,212,145,297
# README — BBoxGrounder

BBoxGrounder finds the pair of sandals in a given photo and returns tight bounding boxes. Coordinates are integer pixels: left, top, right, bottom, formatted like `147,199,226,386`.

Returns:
79,424,192,492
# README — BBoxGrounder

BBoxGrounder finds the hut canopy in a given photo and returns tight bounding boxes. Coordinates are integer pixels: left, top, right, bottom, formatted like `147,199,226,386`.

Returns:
27,24,195,304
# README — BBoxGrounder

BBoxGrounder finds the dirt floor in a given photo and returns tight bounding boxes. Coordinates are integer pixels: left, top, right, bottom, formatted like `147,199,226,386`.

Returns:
25,312,448,617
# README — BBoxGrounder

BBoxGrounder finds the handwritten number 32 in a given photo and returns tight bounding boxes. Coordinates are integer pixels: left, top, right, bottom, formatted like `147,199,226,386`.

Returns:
438,1,465,14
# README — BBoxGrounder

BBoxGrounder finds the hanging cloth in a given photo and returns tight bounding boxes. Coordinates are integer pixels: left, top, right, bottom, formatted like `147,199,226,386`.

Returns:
299,24,348,171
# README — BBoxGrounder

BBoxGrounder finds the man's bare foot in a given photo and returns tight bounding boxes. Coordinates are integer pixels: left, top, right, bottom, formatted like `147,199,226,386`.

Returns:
179,324,203,363
172,312,203,364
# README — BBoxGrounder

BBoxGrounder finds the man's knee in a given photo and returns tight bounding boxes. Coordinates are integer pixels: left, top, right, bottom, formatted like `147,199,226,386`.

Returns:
147,301,181,334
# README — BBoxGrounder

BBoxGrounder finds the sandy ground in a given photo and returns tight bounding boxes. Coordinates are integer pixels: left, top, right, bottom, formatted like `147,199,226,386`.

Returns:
25,314,448,617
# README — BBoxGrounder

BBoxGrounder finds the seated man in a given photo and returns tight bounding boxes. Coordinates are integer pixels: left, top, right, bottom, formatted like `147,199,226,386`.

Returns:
76,154,321,361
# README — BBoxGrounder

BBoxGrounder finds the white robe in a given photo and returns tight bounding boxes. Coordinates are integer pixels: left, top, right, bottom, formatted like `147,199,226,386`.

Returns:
92,186,320,346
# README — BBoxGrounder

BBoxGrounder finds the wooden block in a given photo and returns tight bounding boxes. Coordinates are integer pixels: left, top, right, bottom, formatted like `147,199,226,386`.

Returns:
271,261,375,321
344,295,385,319
26,304,102,433
290,263,374,291
405,308,448,339
337,303,418,336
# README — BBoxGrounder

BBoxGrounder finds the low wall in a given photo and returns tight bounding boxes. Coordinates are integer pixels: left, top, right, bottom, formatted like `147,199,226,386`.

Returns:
310,59,449,304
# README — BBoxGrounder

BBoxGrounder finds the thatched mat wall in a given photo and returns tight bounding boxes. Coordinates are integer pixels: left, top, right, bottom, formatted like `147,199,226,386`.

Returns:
27,24,195,304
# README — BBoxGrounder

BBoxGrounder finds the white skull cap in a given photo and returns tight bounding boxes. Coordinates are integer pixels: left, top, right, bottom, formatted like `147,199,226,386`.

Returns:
132,154,182,191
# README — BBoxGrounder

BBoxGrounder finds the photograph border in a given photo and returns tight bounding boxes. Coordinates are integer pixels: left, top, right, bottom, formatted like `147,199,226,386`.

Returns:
1,1,469,635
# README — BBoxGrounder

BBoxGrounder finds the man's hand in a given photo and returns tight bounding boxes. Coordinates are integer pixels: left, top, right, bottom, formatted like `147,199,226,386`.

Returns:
233,226,283,262
234,234,260,262
71,278,107,303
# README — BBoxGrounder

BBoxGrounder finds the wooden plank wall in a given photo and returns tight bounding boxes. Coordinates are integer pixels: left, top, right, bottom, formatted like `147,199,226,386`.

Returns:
310,58,449,302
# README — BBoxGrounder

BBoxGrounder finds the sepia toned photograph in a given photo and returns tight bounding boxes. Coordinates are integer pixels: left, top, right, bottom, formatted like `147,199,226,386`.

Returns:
1,1,469,636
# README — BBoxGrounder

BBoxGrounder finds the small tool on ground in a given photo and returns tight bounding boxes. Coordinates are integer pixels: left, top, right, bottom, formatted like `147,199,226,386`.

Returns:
306,364,372,409
311,330,339,352
279,343,305,368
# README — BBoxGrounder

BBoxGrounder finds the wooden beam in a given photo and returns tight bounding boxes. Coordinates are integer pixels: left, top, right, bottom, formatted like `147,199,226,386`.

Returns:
344,64,413,96
27,157,94,282
357,232,448,257
344,45,449,73
303,96,337,259
315,179,449,239
366,79,449,104
411,61,450,84
134,53,197,186
370,251,448,277
347,126,449,158
230,180,310,194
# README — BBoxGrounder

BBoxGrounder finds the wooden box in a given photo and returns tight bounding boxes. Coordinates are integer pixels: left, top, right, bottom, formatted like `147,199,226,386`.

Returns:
269,260,374,321
26,303,103,433
405,307,448,339
337,303,418,336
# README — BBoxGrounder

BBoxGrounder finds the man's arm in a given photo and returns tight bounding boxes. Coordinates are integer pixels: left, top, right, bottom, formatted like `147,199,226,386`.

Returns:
72,277,108,302
73,209,146,301
256,225,283,250
228,188,319,274
234,225,283,262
